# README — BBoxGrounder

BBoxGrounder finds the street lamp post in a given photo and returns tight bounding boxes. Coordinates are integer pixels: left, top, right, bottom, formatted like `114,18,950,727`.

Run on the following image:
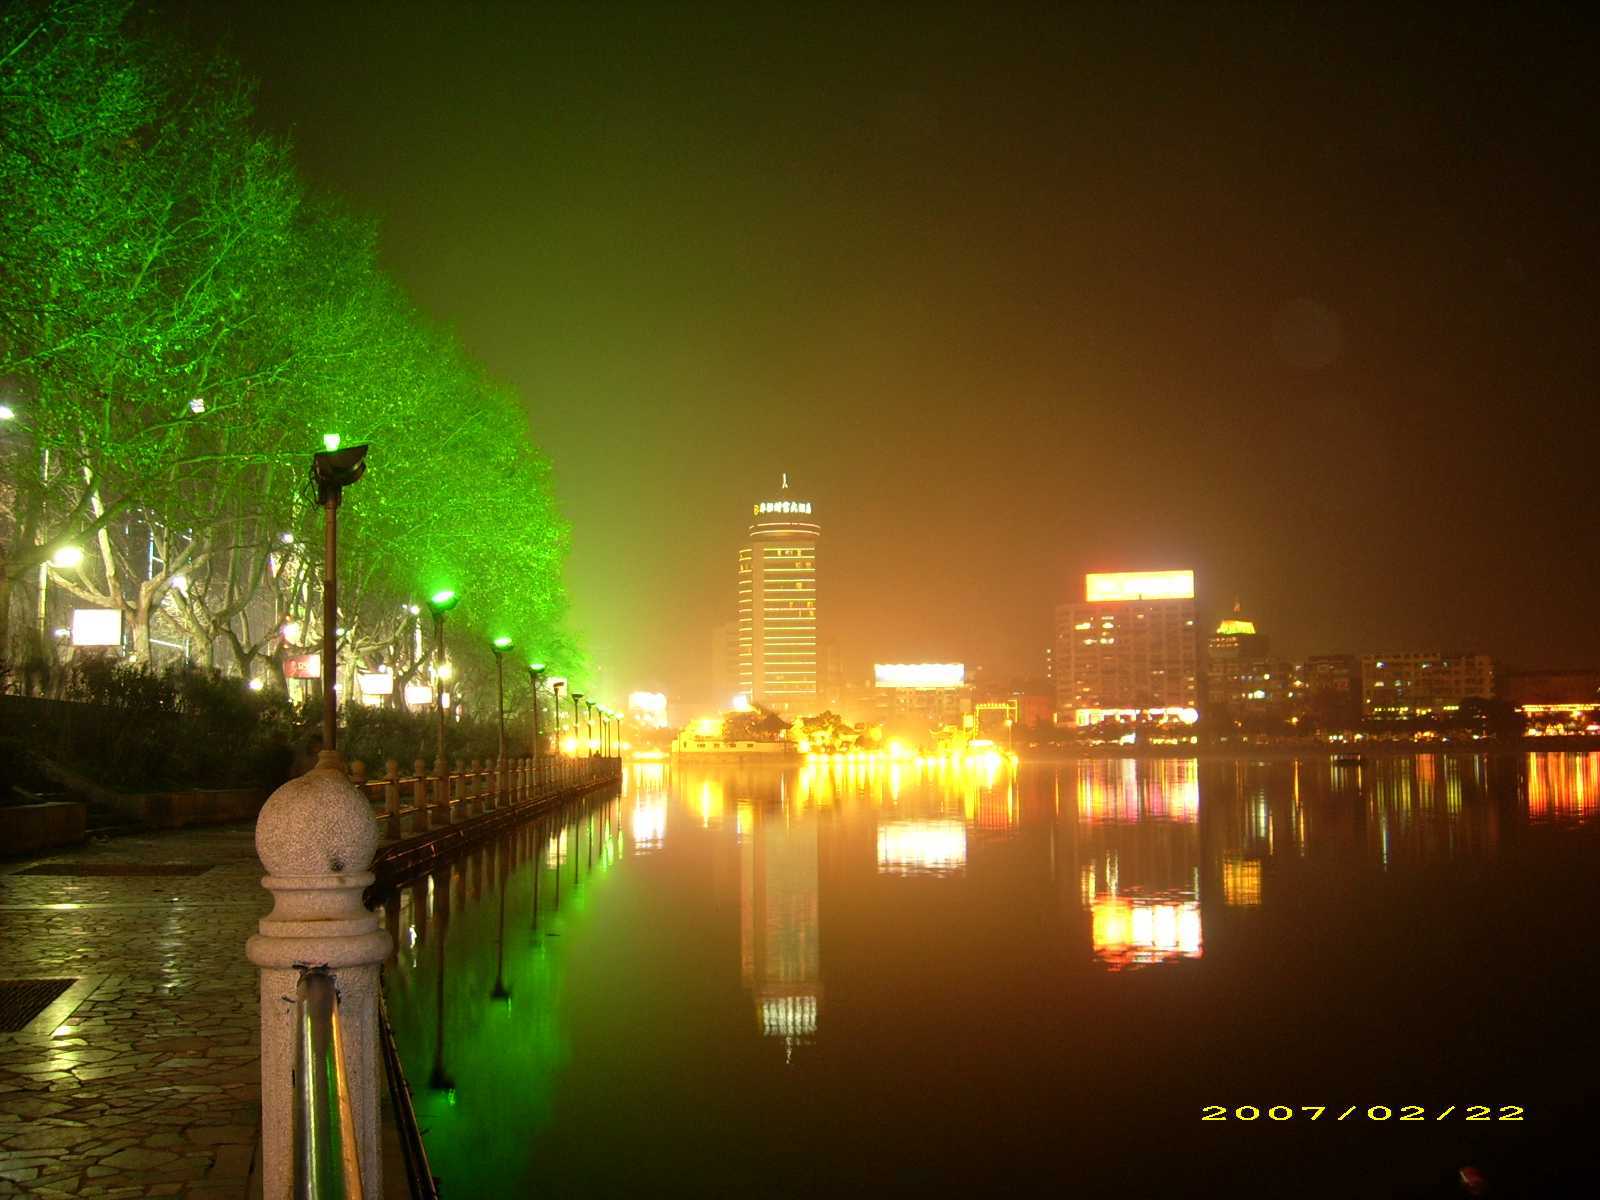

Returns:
426,590,460,778
491,636,512,805
527,662,546,789
586,701,597,759
310,437,368,761
571,693,585,761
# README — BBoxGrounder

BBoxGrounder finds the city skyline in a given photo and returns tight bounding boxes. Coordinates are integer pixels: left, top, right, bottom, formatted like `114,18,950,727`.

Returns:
166,2,1600,701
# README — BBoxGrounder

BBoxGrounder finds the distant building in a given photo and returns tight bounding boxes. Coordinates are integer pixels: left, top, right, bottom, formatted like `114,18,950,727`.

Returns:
710,619,739,707
1360,653,1494,718
1498,668,1600,733
738,475,820,712
871,662,970,728
1054,570,1199,721
1298,653,1360,727
1205,602,1270,715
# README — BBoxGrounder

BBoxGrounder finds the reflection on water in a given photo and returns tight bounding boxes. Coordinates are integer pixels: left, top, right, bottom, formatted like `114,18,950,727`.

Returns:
1526,751,1599,823
877,819,966,876
1074,759,1203,969
377,752,1600,1197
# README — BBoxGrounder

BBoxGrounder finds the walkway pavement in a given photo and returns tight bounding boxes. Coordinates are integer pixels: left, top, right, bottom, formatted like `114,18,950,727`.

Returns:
0,825,268,1198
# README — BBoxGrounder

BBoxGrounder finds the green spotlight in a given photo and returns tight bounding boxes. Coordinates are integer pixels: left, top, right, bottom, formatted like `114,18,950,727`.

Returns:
322,432,341,452
492,635,513,651
428,589,459,613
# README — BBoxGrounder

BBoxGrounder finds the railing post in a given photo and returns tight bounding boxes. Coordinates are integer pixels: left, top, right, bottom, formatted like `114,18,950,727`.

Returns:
384,759,401,840
412,759,427,833
452,758,465,822
432,761,448,829
248,753,390,1200
469,758,482,815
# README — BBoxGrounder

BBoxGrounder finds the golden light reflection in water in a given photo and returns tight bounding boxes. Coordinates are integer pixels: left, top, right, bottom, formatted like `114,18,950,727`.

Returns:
631,794,667,853
1221,855,1262,906
1526,752,1599,823
1076,758,1203,970
1089,898,1202,971
877,819,967,876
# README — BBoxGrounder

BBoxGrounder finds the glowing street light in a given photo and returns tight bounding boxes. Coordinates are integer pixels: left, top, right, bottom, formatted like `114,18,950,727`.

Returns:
491,636,513,778
310,436,368,762
571,692,585,758
426,589,461,774
0,404,14,420
527,661,547,786
50,545,84,569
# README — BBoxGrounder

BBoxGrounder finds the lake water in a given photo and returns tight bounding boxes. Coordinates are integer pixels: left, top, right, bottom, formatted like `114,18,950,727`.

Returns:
377,753,1600,1198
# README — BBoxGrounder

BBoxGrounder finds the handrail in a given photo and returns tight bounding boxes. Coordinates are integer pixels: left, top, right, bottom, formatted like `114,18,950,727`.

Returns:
378,986,441,1200
348,755,624,839
295,970,365,1200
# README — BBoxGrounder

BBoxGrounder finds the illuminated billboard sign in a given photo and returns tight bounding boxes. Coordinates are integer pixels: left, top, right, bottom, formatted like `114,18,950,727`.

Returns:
752,500,812,516
357,671,393,696
70,608,122,647
284,653,322,680
873,662,965,689
1085,570,1195,603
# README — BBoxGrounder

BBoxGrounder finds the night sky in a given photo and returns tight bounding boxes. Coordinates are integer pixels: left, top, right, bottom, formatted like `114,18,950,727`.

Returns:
173,2,1599,704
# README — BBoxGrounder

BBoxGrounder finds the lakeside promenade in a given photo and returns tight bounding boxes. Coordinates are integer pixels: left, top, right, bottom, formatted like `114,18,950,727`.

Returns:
0,825,266,1198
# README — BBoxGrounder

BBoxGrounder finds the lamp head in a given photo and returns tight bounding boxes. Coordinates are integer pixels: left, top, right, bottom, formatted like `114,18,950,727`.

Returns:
427,589,460,615
492,636,513,654
311,442,368,504
527,661,546,674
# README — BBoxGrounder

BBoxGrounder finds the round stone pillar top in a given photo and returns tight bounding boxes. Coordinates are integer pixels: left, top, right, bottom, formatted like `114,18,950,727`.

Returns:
256,755,379,879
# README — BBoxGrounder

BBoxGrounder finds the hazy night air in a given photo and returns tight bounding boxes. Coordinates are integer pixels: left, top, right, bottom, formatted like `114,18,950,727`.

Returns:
176,2,1600,703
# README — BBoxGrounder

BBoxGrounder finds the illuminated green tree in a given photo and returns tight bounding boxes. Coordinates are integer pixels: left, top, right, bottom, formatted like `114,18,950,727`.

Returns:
1,0,581,712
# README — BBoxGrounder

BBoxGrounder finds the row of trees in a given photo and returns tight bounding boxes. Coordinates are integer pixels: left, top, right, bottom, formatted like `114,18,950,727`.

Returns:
1,0,584,716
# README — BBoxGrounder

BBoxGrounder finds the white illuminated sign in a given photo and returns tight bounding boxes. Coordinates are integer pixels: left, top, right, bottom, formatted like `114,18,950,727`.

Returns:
403,683,434,706
358,672,394,696
1085,570,1195,602
873,662,965,689
70,608,122,647
752,500,813,515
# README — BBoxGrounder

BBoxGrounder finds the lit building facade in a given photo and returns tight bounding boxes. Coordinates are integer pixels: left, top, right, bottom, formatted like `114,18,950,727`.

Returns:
1205,605,1269,713
1054,570,1199,721
738,476,820,712
1360,652,1494,718
870,662,970,728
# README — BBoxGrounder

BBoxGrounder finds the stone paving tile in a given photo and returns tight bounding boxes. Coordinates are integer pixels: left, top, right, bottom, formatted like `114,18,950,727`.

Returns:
0,826,267,1198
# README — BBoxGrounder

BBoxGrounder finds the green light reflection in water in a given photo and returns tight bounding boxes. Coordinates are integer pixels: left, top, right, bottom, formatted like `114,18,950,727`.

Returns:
380,794,622,1196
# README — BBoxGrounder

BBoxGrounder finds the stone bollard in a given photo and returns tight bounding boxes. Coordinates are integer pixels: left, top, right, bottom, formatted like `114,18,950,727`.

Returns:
247,750,391,1200
384,760,401,840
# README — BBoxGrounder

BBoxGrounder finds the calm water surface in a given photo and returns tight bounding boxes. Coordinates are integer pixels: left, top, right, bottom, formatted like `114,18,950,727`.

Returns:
378,754,1600,1198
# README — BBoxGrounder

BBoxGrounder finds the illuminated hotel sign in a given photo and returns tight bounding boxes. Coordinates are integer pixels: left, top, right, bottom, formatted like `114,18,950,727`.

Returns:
1085,569,1195,603
753,500,813,515
873,662,965,689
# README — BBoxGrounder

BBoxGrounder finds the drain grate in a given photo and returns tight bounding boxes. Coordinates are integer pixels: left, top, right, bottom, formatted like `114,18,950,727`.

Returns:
16,863,213,877
0,979,76,1032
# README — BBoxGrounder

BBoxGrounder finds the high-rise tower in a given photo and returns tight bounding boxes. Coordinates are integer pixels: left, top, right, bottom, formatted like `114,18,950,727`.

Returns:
737,474,820,712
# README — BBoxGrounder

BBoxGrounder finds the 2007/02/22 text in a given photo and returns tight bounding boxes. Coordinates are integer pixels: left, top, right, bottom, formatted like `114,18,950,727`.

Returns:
1201,1105,1523,1121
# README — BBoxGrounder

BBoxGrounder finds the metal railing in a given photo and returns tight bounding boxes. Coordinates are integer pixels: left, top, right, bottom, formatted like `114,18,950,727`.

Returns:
295,971,364,1200
378,988,440,1200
